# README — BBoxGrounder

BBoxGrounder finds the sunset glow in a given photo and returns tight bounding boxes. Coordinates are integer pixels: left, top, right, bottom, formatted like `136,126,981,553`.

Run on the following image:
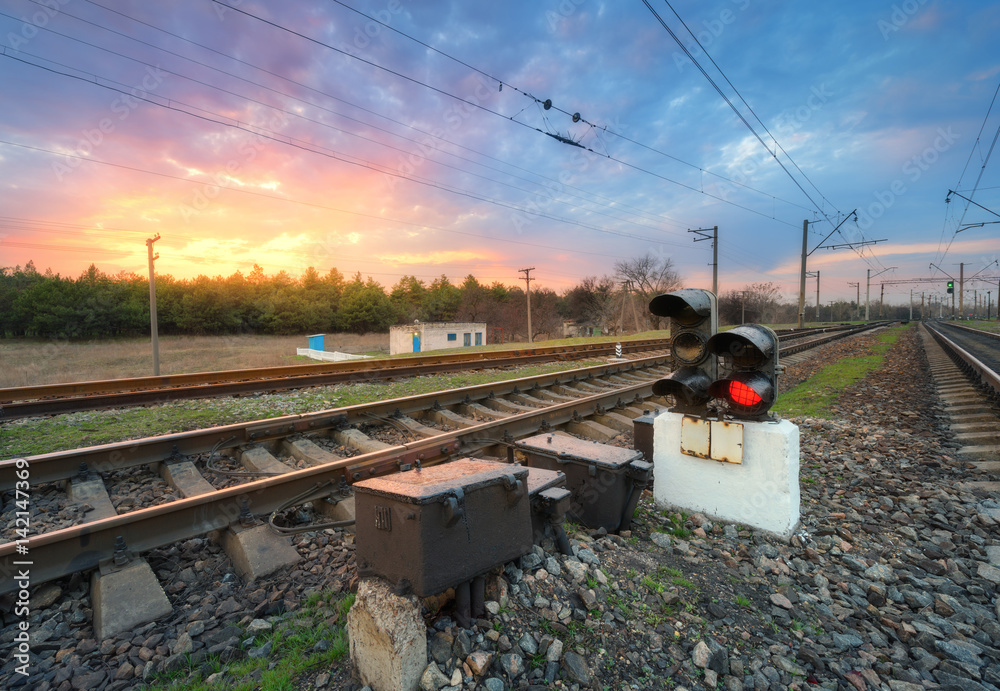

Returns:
1,1,998,303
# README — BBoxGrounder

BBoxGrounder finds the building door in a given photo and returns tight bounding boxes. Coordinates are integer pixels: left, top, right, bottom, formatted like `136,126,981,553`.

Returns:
412,334,421,352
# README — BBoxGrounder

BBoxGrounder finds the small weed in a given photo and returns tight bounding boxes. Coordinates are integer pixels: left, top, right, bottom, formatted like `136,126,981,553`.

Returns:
734,595,752,608
671,577,697,590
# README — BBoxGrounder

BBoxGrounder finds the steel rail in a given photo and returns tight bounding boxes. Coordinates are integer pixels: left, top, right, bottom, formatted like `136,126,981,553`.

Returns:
924,323,1000,396
0,356,671,489
0,326,872,421
0,321,887,591
934,321,1000,344
0,380,656,592
0,338,670,404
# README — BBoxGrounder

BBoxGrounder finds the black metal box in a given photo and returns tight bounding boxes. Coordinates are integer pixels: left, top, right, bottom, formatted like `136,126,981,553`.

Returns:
354,459,532,597
525,467,571,551
515,433,652,532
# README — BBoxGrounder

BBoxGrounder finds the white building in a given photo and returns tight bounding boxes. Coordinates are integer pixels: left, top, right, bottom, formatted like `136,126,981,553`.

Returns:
389,322,487,355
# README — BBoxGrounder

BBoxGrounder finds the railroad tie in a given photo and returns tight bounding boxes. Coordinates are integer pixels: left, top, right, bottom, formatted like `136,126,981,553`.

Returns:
333,428,393,454
422,407,480,429
160,460,216,498
238,446,296,475
68,475,117,521
281,438,343,466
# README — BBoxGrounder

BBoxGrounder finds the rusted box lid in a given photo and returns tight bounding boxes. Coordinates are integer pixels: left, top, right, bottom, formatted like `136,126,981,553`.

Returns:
525,466,566,496
515,433,643,470
354,458,529,504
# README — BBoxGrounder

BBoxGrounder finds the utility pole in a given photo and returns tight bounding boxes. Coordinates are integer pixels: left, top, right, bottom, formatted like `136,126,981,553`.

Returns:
798,219,808,328
519,267,534,343
848,282,859,321
879,282,885,318
146,234,161,375
959,262,964,318
920,292,924,320
688,226,718,295
815,271,820,322
865,269,870,321
909,289,913,320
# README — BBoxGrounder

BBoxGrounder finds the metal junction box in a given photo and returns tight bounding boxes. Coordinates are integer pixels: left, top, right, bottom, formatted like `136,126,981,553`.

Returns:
354,459,532,597
515,434,652,533
525,467,571,550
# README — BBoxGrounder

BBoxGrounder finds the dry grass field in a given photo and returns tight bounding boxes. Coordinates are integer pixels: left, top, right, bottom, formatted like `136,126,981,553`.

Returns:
0,333,389,388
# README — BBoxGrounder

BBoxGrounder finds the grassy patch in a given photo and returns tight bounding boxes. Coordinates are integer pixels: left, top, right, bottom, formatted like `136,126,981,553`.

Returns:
772,325,909,418
1,360,603,458
149,590,354,691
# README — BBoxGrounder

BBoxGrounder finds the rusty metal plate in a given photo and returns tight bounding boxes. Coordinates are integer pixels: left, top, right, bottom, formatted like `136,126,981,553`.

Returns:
515,433,643,469
680,416,710,459
525,467,566,495
709,420,743,464
353,458,519,503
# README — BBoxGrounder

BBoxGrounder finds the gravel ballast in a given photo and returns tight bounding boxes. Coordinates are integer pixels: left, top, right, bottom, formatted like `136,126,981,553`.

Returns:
3,325,998,691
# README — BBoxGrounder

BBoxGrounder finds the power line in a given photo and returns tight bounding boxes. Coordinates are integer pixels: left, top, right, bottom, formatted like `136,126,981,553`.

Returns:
322,0,814,215
0,139,650,264
0,53,696,251
196,0,804,228
29,0,691,233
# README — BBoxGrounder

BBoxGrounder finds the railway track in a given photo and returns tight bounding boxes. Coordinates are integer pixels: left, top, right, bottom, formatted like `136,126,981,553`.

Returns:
922,321,1000,462
0,321,889,602
0,325,874,421
0,338,670,421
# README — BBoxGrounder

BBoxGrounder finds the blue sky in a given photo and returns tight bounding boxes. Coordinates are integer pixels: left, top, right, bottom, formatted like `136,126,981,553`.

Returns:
1,0,999,307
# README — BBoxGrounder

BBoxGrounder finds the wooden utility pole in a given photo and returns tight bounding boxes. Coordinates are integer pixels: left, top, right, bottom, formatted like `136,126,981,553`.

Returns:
848,282,860,321
519,267,535,343
146,234,161,375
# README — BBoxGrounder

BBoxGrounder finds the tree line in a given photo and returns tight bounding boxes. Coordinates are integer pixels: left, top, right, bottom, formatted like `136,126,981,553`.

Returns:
1,256,909,341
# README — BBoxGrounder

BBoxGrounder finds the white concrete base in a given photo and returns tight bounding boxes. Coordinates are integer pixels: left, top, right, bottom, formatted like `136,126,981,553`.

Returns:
652,412,800,539
349,577,426,691
295,348,372,362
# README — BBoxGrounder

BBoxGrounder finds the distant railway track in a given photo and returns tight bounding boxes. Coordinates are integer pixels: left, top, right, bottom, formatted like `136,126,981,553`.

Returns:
0,338,673,420
0,325,879,421
0,321,891,594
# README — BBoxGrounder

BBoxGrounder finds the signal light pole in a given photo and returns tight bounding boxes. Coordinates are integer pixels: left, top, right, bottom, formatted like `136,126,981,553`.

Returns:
689,226,718,296
146,234,161,375
519,267,534,342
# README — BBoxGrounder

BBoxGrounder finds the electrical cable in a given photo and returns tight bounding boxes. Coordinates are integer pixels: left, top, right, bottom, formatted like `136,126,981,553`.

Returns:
27,0,692,233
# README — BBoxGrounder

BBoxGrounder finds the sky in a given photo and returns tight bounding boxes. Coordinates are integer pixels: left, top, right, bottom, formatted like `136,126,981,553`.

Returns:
1,0,1000,308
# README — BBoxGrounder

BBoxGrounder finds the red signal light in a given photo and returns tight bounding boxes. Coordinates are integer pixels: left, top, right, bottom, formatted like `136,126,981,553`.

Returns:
727,380,762,407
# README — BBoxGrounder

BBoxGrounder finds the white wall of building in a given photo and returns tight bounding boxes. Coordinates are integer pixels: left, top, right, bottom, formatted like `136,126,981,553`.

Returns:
389,322,487,355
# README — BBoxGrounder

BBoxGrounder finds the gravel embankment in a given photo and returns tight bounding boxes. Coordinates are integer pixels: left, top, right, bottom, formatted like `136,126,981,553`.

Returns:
4,326,999,691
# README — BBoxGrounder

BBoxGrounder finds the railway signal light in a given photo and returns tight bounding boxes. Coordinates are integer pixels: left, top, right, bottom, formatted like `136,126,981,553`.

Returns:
947,281,954,294
649,289,717,411
705,324,781,420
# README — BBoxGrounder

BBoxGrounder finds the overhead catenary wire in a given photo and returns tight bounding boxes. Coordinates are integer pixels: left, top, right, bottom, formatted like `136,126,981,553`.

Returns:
5,8,690,236
641,0,886,273
24,0,694,234
321,0,814,215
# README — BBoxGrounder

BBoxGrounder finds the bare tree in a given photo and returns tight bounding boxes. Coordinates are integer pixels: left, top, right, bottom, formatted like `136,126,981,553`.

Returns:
718,282,782,325
614,253,682,299
615,253,682,330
